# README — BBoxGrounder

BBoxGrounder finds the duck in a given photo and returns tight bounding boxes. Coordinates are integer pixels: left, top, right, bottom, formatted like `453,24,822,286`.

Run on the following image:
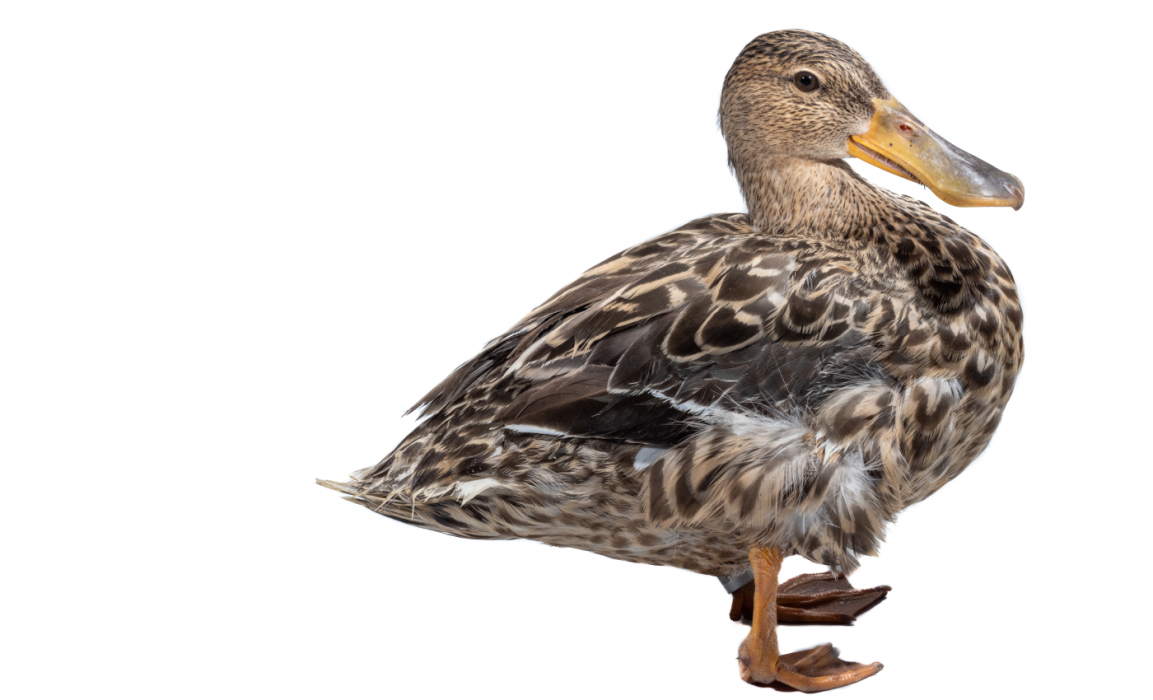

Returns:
320,29,1024,691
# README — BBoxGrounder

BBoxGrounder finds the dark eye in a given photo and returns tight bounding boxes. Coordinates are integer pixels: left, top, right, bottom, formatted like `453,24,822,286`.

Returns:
793,71,819,92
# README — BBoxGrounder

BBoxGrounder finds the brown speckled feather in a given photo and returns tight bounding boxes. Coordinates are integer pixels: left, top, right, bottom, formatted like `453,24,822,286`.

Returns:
323,30,1023,578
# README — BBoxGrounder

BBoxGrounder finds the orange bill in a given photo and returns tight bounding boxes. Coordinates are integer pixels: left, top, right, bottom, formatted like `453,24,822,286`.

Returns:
849,97,1024,210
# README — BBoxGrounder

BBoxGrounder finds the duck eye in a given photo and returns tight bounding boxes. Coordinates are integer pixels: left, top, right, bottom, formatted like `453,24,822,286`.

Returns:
793,71,819,92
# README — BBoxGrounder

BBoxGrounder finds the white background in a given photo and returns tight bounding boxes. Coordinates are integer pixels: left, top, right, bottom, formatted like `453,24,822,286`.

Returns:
2,2,1149,698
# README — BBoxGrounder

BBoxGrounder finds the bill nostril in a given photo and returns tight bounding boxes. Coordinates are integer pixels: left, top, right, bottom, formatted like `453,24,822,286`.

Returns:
898,123,915,134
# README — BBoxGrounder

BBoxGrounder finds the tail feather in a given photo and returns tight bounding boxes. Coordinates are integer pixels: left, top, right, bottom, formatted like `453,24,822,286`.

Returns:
315,478,508,541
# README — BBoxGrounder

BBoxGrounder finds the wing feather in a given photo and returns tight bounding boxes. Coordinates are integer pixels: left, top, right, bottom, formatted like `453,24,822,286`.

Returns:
417,214,886,446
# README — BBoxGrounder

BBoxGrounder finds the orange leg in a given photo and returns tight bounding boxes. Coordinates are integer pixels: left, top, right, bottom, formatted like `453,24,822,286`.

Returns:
737,546,883,691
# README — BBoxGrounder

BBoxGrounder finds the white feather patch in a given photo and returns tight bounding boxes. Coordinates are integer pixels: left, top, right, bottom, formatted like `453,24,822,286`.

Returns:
454,477,504,505
504,424,568,437
633,446,669,470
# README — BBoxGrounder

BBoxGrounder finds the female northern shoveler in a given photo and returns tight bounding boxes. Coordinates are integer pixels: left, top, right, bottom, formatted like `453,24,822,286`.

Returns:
321,29,1024,690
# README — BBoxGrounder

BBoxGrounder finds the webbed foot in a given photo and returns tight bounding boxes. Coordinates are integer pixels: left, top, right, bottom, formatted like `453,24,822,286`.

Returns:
730,571,890,625
736,547,882,691
749,643,882,691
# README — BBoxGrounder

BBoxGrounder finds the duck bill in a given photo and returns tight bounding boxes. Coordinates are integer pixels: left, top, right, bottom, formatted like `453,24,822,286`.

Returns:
848,97,1024,210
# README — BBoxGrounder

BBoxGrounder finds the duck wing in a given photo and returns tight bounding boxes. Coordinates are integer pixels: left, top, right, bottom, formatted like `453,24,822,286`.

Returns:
413,214,887,444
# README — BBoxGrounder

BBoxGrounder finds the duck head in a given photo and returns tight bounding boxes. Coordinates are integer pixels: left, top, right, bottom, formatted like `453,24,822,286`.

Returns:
720,30,1024,213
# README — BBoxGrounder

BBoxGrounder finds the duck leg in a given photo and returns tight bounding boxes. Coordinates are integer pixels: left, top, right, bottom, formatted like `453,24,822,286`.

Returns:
729,571,891,625
737,546,883,690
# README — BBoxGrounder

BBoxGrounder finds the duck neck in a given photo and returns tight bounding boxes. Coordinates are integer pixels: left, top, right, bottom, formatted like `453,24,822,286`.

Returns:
734,156,886,237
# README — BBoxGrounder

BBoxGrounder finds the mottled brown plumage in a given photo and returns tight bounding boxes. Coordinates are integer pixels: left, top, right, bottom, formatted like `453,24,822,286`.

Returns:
321,30,1022,585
